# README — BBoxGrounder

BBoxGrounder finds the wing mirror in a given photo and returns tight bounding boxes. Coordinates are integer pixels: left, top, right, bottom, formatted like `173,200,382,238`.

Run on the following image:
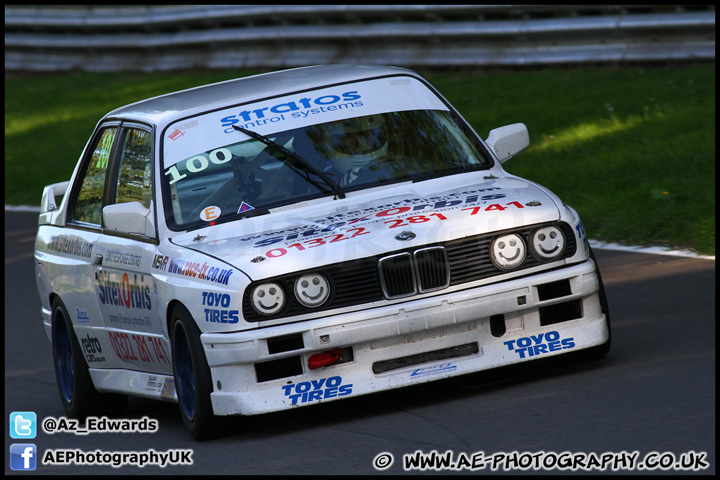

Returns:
103,202,155,238
485,123,530,163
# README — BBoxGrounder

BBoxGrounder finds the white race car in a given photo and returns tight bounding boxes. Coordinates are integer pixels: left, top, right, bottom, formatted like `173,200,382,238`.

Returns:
34,64,610,439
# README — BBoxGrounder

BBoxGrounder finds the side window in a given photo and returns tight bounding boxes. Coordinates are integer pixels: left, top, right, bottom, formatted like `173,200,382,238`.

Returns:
73,127,117,225
115,129,153,208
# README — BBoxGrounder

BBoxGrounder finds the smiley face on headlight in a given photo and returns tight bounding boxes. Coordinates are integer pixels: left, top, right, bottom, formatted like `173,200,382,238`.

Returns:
300,277,325,301
491,234,526,269
251,283,285,315
497,238,521,261
294,273,330,308
531,226,565,260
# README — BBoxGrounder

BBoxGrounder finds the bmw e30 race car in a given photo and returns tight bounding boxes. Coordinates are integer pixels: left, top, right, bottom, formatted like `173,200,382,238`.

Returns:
34,64,610,439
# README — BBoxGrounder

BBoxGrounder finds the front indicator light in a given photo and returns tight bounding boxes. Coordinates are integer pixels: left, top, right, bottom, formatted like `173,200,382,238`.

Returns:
294,273,330,308
530,226,566,260
490,233,526,269
250,282,285,316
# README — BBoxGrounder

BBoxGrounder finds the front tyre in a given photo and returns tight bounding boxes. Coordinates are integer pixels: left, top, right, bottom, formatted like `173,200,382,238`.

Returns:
577,246,612,361
51,298,127,418
171,305,217,440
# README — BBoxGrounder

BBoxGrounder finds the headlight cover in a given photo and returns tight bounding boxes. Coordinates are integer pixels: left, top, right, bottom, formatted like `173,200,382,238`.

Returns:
530,225,566,260
490,233,526,269
294,273,330,308
250,282,286,316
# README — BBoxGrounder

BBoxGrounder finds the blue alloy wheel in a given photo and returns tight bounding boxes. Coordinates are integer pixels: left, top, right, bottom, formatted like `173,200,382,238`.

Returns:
170,305,216,439
51,298,128,419
53,307,75,404
173,323,196,420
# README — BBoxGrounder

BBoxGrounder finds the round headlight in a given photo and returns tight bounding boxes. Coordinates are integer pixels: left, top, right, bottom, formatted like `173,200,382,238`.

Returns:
294,273,330,308
250,282,285,316
490,233,526,269
530,226,566,260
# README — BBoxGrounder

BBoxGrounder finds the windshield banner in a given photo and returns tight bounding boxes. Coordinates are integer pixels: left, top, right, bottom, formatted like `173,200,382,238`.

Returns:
163,77,448,168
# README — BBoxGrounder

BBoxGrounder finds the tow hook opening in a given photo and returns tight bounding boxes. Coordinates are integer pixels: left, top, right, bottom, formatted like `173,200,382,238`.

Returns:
490,314,506,337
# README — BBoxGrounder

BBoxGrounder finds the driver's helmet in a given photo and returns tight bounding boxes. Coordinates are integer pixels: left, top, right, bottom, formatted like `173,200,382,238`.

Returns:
306,115,388,185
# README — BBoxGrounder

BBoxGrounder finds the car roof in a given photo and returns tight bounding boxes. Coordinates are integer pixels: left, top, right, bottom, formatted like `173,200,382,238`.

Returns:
104,64,419,128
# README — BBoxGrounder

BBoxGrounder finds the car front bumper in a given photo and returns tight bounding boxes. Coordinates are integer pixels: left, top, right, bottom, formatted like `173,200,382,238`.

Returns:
203,258,608,416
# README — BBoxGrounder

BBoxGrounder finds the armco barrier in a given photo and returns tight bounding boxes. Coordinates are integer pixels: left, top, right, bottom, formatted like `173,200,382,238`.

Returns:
4,5,715,71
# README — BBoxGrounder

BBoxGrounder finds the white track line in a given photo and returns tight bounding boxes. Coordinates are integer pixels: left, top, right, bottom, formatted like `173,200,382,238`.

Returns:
588,240,714,261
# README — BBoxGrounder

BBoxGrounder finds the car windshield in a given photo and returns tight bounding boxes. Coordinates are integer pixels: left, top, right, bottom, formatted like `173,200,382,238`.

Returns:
161,76,494,230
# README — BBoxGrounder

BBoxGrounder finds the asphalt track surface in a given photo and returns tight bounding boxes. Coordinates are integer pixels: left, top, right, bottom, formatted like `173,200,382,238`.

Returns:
5,210,715,475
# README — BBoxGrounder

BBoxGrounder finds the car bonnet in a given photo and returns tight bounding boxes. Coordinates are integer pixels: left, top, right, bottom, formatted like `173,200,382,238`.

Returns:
172,174,562,281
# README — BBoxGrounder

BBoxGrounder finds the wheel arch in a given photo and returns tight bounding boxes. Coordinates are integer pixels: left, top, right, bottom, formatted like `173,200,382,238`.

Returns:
48,292,62,314
165,299,197,341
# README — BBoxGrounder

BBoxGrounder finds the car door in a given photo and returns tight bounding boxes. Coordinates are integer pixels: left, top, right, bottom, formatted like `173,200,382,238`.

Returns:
93,123,172,376
42,123,121,369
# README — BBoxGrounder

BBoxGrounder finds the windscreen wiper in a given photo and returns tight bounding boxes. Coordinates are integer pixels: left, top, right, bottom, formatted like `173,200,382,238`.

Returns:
232,125,346,200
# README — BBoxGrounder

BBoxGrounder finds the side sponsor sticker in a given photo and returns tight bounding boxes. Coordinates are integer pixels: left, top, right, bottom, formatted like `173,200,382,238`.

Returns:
104,250,142,268
47,235,93,259
108,331,171,366
201,291,239,324
75,308,91,325
97,272,152,310
152,255,234,286
80,333,106,364
576,220,589,253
